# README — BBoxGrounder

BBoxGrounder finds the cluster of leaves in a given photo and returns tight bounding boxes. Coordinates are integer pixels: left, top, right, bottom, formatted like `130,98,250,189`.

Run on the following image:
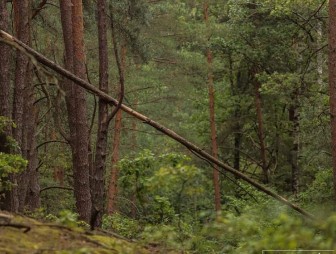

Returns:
0,153,27,192
0,117,27,193
117,150,212,223
195,211,336,253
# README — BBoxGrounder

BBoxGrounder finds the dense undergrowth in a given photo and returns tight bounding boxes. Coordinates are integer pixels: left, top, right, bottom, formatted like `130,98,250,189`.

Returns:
32,151,336,253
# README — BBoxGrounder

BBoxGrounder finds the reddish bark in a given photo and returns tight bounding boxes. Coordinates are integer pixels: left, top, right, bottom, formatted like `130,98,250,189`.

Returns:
107,45,127,214
8,0,31,212
204,1,221,212
72,0,91,222
60,0,91,222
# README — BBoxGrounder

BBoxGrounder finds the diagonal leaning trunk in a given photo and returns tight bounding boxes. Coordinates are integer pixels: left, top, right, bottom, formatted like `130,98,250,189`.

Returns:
0,29,315,219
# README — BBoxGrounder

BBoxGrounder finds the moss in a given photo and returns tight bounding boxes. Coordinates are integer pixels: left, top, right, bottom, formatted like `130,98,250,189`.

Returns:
0,212,149,254
89,235,148,254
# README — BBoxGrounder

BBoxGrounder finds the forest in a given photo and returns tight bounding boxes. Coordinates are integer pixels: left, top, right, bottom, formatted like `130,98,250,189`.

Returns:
0,0,336,253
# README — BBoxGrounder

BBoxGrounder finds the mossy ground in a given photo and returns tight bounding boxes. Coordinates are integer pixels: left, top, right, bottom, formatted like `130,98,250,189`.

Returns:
0,211,152,254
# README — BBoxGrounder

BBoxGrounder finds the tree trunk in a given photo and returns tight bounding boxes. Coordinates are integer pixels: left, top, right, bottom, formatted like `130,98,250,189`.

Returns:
107,45,126,214
130,105,138,218
0,0,11,210
8,0,31,212
229,55,242,171
107,109,123,214
71,0,91,222
91,0,110,228
25,96,40,210
17,1,40,211
253,75,269,184
330,0,336,205
60,0,91,222
289,92,300,196
204,1,221,212
18,62,40,212
0,0,10,124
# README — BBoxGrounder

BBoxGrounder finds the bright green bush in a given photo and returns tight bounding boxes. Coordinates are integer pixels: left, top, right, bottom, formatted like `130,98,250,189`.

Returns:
0,116,27,193
0,153,27,192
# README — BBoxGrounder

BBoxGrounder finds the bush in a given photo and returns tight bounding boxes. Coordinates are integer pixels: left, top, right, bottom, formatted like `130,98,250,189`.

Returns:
102,213,141,238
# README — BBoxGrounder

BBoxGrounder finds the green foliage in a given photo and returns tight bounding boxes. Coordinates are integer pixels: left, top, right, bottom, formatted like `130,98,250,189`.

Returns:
198,212,336,253
54,210,89,229
21,0,335,253
299,169,333,205
0,153,27,192
118,150,211,223
102,213,141,239
141,224,182,250
0,117,27,192
57,210,80,228
0,116,15,132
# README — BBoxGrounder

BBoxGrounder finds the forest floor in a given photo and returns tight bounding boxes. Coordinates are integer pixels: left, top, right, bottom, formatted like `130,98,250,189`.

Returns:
0,211,173,254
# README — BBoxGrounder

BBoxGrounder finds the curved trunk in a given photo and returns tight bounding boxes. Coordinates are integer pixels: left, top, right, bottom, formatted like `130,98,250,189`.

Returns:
91,0,110,228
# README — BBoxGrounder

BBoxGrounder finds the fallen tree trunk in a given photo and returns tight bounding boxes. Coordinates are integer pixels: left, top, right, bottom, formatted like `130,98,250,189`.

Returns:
0,30,314,220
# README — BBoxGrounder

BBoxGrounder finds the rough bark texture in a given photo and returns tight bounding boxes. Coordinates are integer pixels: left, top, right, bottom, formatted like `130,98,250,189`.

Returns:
17,1,41,211
0,30,314,219
91,0,109,228
8,0,31,212
24,94,40,210
330,0,336,205
107,110,123,214
204,1,221,212
60,0,91,222
0,0,11,210
0,0,10,124
18,63,39,211
72,0,91,222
